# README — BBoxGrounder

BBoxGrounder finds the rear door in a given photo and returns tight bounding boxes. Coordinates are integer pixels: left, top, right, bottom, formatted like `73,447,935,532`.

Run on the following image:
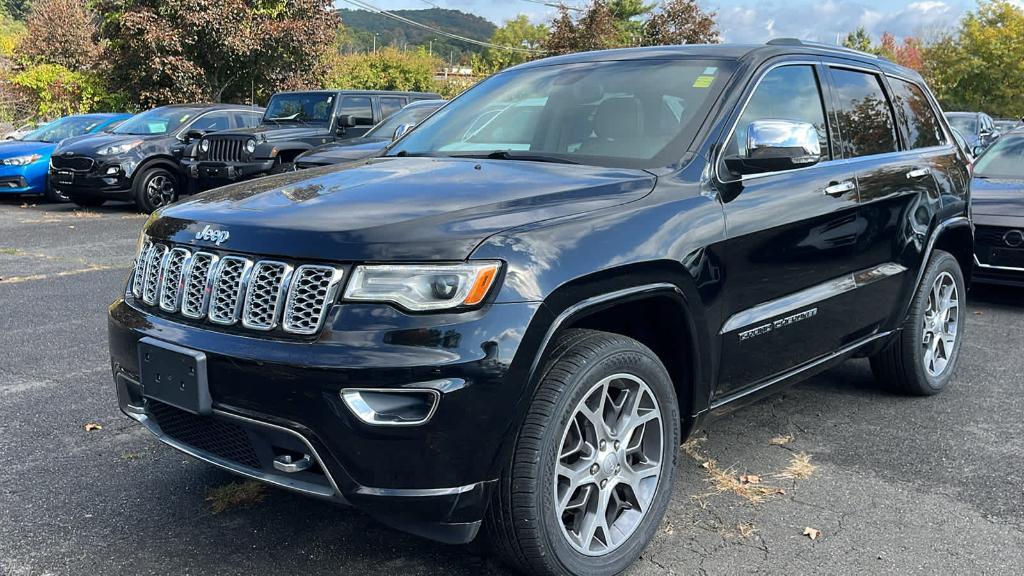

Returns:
715,59,865,397
823,63,947,336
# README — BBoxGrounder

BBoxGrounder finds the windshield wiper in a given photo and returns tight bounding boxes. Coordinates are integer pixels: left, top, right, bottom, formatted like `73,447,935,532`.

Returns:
478,150,579,165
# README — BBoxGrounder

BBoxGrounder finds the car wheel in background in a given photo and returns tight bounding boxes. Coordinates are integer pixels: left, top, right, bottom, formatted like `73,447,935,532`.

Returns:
133,167,179,213
486,329,680,576
870,249,965,395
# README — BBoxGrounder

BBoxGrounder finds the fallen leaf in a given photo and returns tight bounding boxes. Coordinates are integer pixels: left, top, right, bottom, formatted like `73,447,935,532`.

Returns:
973,311,983,315
84,423,102,431
803,526,821,540
740,474,761,484
701,461,712,469
769,434,794,446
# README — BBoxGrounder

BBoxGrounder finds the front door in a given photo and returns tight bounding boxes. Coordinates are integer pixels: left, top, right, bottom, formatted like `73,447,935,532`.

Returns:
714,61,865,397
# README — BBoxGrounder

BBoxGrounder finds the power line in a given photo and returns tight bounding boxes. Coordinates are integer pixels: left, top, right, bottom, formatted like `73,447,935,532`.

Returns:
516,0,584,12
339,0,543,53
416,0,441,8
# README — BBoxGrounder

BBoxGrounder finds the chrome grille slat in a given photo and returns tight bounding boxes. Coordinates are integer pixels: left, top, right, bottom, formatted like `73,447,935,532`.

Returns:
242,261,291,331
158,248,191,312
208,138,244,163
141,244,169,305
208,256,252,326
283,265,344,335
130,241,341,335
181,252,218,319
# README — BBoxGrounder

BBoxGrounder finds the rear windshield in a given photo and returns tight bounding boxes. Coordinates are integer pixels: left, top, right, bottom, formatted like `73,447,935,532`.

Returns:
389,59,734,169
974,134,1024,179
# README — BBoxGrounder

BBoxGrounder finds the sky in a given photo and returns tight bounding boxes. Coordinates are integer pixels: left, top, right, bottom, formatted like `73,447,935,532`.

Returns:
338,0,984,44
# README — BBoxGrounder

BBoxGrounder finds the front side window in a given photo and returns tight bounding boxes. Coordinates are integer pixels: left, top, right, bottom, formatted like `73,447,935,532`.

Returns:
830,68,899,158
390,59,734,169
234,111,261,128
264,92,335,125
974,135,1024,179
365,104,442,139
113,107,201,135
338,97,373,125
190,111,230,133
889,78,944,149
724,65,829,162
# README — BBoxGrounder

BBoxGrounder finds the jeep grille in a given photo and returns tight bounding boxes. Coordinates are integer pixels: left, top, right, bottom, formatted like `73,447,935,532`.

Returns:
207,138,246,163
130,241,343,335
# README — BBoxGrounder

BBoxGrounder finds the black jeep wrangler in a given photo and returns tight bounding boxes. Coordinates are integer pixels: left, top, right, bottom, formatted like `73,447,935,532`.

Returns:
110,40,972,576
187,90,440,188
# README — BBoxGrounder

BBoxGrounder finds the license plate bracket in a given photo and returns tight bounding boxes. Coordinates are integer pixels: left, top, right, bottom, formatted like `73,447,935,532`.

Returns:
56,170,74,185
138,337,210,415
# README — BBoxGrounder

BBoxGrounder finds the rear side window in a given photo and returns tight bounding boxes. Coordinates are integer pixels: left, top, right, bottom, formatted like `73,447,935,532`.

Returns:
339,97,373,125
888,78,945,149
830,68,899,158
234,111,261,128
726,65,829,162
380,97,406,119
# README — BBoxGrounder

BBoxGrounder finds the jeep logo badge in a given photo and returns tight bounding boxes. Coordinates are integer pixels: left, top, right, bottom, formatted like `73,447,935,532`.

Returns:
195,225,230,246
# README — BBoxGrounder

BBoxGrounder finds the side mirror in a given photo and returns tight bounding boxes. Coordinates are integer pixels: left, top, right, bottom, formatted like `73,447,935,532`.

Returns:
337,115,357,129
184,129,205,141
725,120,822,176
392,123,415,141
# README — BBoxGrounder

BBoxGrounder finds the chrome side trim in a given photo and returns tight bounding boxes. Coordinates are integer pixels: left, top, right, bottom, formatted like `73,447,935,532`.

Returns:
721,262,907,334
354,482,482,498
709,330,893,412
974,254,1024,272
341,387,442,427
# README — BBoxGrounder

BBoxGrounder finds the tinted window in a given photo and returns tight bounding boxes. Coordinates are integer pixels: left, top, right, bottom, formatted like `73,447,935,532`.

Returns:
113,107,201,135
379,97,406,119
974,135,1024,179
726,65,829,164
365,103,442,138
830,68,898,158
947,114,977,135
339,97,373,125
233,111,261,128
889,78,944,149
190,111,230,133
265,92,335,125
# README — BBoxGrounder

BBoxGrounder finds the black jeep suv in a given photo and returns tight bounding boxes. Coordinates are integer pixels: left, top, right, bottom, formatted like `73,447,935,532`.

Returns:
109,40,972,576
50,104,263,212
188,90,441,188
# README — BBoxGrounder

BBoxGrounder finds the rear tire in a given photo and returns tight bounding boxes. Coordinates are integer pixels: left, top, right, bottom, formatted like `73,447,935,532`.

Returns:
870,250,965,395
133,167,179,213
485,329,680,576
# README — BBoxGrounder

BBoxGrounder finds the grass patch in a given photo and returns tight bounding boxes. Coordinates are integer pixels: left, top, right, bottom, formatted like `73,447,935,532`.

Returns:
682,438,786,504
777,452,816,480
0,248,17,255
206,480,267,514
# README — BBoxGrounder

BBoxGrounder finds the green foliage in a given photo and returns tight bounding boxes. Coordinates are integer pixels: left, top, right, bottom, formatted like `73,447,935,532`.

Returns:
4,0,30,20
12,64,120,117
843,26,873,52
327,47,440,92
0,12,24,57
476,15,548,73
547,0,718,54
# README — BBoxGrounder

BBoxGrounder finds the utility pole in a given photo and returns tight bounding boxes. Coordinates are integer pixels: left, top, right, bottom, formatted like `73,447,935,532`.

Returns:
429,39,433,57
373,33,378,53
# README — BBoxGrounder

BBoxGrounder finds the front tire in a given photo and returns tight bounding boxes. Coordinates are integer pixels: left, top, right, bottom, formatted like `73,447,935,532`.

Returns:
486,329,680,576
133,167,179,213
870,249,965,395
43,185,69,203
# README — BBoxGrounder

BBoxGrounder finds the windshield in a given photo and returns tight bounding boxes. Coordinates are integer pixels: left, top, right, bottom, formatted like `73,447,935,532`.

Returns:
114,107,199,135
946,115,977,135
974,135,1024,179
389,59,733,169
22,116,108,143
264,92,335,124
365,103,442,138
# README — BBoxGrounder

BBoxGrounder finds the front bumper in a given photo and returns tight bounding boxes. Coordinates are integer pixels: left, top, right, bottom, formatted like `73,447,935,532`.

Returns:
108,296,545,542
49,160,133,200
0,161,47,194
974,221,1024,287
189,159,276,184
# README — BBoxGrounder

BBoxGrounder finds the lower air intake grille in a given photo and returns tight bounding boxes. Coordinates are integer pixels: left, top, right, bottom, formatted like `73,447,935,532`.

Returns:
148,400,261,469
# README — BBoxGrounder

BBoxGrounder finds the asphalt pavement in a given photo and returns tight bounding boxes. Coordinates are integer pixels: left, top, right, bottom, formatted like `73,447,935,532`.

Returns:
1,197,1022,576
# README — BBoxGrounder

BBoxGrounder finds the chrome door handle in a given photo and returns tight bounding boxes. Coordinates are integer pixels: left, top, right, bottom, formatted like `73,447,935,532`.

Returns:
824,181,856,197
906,168,930,179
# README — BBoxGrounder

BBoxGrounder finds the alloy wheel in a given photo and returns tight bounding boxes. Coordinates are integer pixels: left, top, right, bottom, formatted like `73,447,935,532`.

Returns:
146,174,176,208
922,271,959,377
554,373,663,556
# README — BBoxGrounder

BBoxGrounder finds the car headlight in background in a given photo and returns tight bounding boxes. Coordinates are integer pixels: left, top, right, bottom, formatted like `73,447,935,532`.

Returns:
98,140,142,155
2,154,41,166
245,139,256,154
199,139,210,153
343,262,501,311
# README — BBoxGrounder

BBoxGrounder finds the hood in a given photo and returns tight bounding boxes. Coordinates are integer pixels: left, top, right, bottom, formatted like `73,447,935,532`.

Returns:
972,176,1024,218
297,138,390,164
151,156,656,262
0,139,55,158
54,132,166,155
211,125,327,142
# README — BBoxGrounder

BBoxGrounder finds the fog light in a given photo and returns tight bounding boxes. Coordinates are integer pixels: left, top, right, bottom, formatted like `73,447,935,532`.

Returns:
106,166,120,175
341,388,440,426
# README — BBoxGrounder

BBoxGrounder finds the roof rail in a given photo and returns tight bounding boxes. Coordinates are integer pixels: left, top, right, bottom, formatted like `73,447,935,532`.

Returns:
766,37,880,60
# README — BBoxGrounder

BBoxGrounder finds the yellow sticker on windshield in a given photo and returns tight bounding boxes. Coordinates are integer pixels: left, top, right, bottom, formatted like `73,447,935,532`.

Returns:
692,75,714,88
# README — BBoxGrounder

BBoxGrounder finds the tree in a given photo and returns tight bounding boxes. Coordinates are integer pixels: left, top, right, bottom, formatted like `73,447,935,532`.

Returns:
326,47,439,93
4,0,30,20
843,26,873,52
545,1,621,54
95,0,339,107
20,0,101,71
608,0,655,45
11,63,114,117
644,0,719,45
478,15,548,72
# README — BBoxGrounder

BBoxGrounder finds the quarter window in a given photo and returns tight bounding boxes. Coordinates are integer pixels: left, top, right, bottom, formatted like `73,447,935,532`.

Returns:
233,111,261,128
888,78,944,149
726,65,829,162
830,68,899,157
339,97,373,125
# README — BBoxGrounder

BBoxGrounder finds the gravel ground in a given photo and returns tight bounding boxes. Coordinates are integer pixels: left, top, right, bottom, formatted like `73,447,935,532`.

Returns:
1,197,1022,576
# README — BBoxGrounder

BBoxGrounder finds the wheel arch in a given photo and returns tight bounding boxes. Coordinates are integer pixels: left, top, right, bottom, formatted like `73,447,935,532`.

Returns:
272,145,315,164
932,220,974,287
130,155,185,189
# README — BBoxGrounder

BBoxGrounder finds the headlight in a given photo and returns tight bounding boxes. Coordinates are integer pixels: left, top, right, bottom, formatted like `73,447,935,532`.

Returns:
2,154,41,166
245,139,256,154
98,140,142,155
343,262,501,311
199,139,210,153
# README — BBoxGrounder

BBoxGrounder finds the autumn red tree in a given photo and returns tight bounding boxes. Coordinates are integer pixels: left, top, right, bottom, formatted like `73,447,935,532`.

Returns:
21,0,103,71
644,0,720,45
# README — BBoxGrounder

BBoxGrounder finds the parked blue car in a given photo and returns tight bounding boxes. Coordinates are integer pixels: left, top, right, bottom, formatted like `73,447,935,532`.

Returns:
0,113,131,202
